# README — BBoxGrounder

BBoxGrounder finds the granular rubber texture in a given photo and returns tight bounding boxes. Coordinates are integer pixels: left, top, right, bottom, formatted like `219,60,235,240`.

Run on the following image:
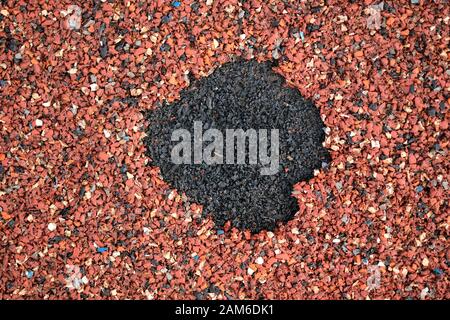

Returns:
145,60,330,233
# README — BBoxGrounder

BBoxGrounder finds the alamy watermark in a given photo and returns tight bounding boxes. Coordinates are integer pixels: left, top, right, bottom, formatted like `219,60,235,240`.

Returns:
171,121,280,176
365,2,383,30
367,265,381,291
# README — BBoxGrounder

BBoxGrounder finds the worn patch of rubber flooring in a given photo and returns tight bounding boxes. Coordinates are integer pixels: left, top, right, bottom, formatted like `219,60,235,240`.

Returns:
144,60,330,233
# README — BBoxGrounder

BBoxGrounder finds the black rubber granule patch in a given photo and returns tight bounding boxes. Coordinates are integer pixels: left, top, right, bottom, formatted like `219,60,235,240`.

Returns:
144,60,330,233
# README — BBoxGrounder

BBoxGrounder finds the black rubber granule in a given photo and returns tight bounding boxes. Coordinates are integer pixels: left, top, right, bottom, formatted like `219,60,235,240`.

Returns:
144,60,330,233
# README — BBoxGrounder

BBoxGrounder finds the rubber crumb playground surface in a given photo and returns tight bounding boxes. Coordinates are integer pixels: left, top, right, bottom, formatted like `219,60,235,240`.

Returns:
145,59,330,233
0,1,448,299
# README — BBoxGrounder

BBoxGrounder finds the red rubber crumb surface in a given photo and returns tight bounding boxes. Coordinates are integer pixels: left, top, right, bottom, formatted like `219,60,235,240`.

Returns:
0,0,448,299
